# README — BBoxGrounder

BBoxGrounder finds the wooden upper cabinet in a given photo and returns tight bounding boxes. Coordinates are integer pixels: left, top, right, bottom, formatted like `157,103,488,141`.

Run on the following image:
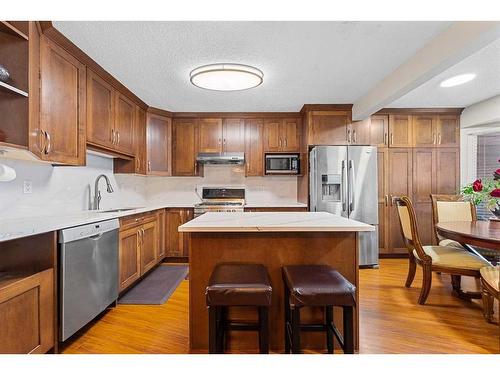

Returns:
281,118,300,152
134,106,147,174
412,114,437,147
388,114,413,147
263,119,282,152
263,118,300,152
369,115,389,147
173,118,199,176
349,118,370,145
39,35,86,165
198,118,223,153
114,92,135,155
146,113,172,176
223,118,245,152
309,111,349,145
87,69,115,149
244,118,264,176
436,115,460,147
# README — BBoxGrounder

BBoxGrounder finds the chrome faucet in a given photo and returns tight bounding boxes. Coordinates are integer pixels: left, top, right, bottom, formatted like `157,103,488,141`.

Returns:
93,174,114,210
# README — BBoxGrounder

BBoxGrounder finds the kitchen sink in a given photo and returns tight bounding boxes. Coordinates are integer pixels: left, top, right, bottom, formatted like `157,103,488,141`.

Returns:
98,207,143,213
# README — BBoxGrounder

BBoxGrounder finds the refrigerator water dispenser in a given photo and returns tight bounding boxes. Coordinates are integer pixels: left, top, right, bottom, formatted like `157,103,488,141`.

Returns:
321,174,341,201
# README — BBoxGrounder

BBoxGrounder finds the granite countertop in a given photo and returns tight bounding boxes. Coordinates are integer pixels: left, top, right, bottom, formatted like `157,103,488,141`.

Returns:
0,202,308,243
178,212,374,232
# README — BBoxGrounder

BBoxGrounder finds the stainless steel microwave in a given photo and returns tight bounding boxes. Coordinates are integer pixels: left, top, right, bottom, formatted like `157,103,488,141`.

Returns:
265,154,300,174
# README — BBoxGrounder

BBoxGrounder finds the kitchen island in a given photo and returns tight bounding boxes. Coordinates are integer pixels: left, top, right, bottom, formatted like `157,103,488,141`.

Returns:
179,211,374,352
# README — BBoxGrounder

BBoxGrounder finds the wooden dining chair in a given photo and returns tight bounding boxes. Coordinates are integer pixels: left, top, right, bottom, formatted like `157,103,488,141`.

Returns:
480,266,499,323
430,194,476,249
395,196,490,305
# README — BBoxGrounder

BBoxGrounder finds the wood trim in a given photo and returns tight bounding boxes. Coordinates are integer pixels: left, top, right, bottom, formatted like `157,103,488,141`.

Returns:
376,108,464,115
300,104,353,114
39,23,148,110
172,112,301,119
87,143,134,160
147,106,173,117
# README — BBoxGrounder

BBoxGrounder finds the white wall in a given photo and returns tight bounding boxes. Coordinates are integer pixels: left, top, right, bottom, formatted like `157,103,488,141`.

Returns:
461,94,500,128
0,155,299,219
460,94,500,185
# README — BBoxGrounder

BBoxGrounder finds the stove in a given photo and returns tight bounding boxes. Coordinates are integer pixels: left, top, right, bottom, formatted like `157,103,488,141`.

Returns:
194,187,245,217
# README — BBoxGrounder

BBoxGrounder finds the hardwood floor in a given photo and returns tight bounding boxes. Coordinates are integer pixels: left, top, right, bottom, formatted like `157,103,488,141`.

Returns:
62,259,498,354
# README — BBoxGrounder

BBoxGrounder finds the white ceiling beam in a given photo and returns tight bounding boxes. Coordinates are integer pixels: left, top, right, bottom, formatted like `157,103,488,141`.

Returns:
352,22,500,120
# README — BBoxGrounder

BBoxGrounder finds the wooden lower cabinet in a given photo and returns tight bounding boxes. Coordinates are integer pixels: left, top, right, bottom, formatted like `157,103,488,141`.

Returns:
119,226,141,291
165,208,194,258
0,268,54,354
119,211,161,292
140,218,159,275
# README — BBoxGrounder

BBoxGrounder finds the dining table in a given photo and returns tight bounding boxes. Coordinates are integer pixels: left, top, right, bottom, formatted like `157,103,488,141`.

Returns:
436,220,500,252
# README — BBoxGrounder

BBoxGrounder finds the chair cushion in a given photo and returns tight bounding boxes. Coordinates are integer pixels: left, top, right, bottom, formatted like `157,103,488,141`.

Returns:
438,239,465,250
412,246,490,271
206,263,272,307
282,265,355,307
480,266,499,292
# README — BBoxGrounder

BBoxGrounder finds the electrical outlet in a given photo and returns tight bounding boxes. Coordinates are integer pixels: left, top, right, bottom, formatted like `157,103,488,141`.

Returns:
23,180,32,194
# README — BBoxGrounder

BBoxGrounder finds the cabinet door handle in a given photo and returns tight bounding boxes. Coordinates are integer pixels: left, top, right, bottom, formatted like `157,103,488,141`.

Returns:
279,138,282,148
432,133,436,145
117,131,120,145
194,161,198,175
438,133,441,145
284,138,287,147
353,130,357,143
384,132,388,145
147,161,151,172
390,133,394,145
111,129,114,144
384,195,388,206
44,131,51,155
347,129,351,143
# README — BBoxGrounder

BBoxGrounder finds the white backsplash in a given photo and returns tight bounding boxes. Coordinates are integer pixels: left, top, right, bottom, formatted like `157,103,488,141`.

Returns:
0,154,147,219
146,164,298,206
0,156,298,219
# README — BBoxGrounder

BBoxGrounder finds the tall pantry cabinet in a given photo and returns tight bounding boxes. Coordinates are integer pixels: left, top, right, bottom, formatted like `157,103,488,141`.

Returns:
376,111,461,256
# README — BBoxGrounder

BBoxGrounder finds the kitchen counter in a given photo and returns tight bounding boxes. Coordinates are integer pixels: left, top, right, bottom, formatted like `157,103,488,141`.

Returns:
0,202,308,243
185,211,370,352
179,211,373,232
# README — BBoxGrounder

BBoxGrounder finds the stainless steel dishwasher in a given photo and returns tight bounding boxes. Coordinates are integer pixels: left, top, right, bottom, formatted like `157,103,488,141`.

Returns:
59,219,119,341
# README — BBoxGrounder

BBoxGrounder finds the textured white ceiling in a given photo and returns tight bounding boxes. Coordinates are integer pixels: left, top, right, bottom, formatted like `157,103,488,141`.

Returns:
53,21,452,112
389,37,500,108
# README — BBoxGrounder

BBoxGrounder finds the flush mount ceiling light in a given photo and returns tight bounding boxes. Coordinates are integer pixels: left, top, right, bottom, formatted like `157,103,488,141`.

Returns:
190,63,263,91
440,73,476,88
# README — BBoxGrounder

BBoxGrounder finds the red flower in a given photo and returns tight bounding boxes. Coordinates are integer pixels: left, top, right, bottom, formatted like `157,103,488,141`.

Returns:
490,189,500,198
472,179,483,192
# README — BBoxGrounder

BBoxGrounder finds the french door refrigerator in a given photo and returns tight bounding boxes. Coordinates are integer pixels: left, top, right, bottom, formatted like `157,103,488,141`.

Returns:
309,145,378,267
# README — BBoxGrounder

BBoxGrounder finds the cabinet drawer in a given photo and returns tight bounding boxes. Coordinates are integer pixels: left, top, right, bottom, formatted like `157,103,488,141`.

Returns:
0,269,54,354
120,211,157,230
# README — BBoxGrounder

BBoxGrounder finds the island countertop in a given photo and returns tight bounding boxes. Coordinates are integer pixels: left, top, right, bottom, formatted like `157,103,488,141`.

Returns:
178,211,374,232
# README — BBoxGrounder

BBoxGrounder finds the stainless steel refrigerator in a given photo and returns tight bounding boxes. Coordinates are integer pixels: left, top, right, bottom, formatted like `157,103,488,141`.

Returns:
309,145,378,267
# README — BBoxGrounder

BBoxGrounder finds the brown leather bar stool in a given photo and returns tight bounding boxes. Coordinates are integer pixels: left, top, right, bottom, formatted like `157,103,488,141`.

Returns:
206,263,272,354
282,265,356,354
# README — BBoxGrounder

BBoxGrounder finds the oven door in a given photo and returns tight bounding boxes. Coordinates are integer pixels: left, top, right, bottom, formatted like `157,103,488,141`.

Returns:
265,154,298,174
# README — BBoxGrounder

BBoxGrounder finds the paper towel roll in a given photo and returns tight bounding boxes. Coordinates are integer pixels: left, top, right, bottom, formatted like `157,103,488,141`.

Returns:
0,163,16,182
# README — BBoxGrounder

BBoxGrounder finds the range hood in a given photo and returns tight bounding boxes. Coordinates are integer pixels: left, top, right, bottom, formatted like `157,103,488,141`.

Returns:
196,152,245,165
